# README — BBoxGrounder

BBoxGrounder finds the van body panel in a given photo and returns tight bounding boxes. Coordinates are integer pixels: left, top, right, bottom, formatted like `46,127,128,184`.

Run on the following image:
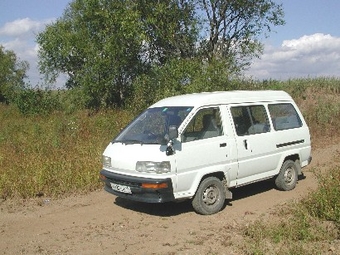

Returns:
173,134,238,199
100,90,312,213
233,129,279,185
150,91,292,109
103,142,176,177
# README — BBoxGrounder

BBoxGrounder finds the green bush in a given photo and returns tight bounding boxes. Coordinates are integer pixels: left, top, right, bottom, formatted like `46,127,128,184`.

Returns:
127,58,244,113
14,88,62,115
303,166,340,225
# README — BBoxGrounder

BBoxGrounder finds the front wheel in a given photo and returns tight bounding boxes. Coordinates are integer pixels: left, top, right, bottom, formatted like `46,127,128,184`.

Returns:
275,160,298,191
192,177,226,215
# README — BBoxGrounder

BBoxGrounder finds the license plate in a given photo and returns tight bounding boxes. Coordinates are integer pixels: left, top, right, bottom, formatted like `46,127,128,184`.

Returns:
110,183,132,194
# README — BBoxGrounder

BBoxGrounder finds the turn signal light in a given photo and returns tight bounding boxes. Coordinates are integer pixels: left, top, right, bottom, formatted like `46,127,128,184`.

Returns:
99,174,106,181
141,183,168,189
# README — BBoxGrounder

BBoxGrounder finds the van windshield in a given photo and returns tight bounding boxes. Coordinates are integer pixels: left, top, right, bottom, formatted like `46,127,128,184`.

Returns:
114,107,193,145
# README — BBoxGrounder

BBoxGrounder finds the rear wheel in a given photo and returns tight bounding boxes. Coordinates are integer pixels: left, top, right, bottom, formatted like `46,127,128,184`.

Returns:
275,160,298,191
192,177,226,215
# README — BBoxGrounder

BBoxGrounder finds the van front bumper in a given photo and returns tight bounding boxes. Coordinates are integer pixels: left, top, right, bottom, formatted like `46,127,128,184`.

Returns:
100,169,175,203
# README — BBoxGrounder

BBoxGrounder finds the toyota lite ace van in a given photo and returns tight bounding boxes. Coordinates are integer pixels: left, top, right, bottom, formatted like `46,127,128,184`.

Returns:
100,91,312,215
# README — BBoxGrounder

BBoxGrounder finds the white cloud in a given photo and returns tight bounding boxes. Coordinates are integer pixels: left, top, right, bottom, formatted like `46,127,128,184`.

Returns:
0,18,51,37
0,18,54,86
246,33,340,80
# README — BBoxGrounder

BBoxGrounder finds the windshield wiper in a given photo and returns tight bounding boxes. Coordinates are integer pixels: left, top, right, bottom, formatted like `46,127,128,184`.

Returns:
113,139,144,145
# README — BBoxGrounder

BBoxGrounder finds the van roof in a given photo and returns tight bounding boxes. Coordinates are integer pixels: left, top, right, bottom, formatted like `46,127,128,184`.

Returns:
150,90,292,108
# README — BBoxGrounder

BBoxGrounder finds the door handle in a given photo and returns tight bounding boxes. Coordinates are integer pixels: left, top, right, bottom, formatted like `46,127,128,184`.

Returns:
243,139,248,150
220,143,227,147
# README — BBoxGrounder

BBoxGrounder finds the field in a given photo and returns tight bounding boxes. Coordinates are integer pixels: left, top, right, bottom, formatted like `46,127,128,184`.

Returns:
1,78,340,254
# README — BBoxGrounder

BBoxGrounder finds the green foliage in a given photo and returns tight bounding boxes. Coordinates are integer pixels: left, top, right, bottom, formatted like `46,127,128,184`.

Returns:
303,166,340,225
314,98,340,125
198,0,284,70
0,45,29,103
128,58,245,112
37,0,284,109
37,0,142,108
132,58,205,106
14,87,62,115
37,0,198,109
137,0,198,63
58,87,88,113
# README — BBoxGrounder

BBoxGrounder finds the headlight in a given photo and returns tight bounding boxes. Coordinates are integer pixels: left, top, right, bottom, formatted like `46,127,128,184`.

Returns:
102,155,111,167
136,161,171,174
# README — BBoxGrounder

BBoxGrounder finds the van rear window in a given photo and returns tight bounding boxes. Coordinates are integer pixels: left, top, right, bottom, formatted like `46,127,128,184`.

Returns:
268,103,302,131
231,105,270,136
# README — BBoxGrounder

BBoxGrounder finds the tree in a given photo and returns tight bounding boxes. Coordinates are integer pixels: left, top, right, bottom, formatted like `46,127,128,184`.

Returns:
136,0,199,65
37,0,284,109
37,0,198,109
0,45,29,103
197,0,285,72
37,0,142,108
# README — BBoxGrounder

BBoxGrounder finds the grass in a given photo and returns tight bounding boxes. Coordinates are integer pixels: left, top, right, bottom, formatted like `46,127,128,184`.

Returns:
241,165,340,255
1,77,340,199
0,106,133,199
304,166,340,224
1,77,340,253
234,78,340,254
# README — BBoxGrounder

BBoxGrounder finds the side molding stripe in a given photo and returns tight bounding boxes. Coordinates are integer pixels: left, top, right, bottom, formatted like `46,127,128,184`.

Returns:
276,139,305,148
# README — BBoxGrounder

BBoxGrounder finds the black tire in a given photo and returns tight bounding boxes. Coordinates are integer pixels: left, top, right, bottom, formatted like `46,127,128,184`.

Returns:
192,177,226,215
275,160,298,191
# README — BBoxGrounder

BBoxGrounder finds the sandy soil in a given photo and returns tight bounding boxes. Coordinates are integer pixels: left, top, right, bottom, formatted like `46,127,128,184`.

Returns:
1,138,339,255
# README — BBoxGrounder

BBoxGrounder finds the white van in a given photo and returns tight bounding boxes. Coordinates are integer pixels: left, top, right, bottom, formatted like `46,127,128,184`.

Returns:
100,90,312,215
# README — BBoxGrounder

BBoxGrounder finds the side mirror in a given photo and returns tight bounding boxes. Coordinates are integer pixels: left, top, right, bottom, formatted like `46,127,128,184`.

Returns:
165,125,178,156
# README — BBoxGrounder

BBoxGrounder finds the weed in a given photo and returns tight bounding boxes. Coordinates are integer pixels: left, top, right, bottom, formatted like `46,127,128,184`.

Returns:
303,166,340,226
1,77,340,254
1,77,340,201
0,104,133,199
242,165,340,255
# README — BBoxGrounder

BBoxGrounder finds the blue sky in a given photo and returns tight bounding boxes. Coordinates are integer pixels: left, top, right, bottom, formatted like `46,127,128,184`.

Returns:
1,0,340,87
265,0,340,46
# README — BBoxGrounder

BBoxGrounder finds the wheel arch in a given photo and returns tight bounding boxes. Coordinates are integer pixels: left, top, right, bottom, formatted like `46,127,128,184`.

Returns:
195,171,232,199
201,171,225,182
282,153,302,175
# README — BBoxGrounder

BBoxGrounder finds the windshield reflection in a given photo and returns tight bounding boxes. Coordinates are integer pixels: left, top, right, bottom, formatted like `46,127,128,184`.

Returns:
114,107,193,145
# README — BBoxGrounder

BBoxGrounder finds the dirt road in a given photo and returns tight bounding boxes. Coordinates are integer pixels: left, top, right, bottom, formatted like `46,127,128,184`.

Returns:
1,140,339,255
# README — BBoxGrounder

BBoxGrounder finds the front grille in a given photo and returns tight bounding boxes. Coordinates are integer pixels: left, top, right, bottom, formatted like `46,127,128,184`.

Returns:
108,177,140,188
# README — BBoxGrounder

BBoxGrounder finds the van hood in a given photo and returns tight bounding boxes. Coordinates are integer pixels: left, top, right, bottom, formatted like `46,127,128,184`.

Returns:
103,142,171,175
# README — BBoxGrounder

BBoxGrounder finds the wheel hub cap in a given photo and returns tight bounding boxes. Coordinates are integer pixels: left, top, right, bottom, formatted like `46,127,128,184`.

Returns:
284,167,294,183
202,186,218,205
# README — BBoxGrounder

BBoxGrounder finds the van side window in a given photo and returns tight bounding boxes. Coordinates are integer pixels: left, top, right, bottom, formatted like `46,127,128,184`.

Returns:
231,105,270,136
182,107,223,142
269,103,302,130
